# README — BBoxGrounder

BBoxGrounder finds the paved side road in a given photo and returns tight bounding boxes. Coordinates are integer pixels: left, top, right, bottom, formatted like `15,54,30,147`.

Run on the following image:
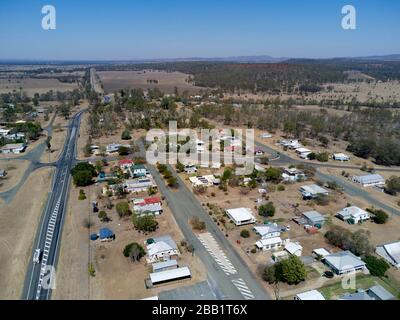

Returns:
22,110,85,300
141,144,271,300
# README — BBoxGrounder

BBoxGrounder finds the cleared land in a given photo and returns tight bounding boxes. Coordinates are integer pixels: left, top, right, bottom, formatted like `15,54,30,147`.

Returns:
0,160,30,192
0,167,54,299
98,70,204,94
0,78,79,97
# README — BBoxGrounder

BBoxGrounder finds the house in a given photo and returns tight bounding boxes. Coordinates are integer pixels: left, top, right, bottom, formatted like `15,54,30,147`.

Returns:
285,242,303,256
0,143,27,154
299,152,312,159
189,175,216,187
149,267,191,286
280,139,302,149
118,159,133,171
352,174,385,187
184,165,197,174
333,153,350,161
324,251,367,275
253,224,281,239
133,196,163,216
376,241,400,268
339,289,374,301
152,259,178,273
282,168,306,182
6,132,25,141
295,147,311,156
302,211,326,228
99,228,115,242
106,143,121,153
294,290,325,301
367,285,395,300
124,177,157,193
129,164,148,178
0,169,7,178
255,237,284,251
146,235,180,263
0,128,10,137
226,207,256,226
336,206,370,224
299,184,329,199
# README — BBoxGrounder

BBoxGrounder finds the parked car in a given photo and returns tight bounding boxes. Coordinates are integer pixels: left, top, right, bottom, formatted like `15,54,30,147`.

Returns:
323,271,334,279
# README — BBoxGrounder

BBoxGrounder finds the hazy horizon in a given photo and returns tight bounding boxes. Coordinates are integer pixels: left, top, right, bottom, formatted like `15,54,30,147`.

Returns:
0,0,399,60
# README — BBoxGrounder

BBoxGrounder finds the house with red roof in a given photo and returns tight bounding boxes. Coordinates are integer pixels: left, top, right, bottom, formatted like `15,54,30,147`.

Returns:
119,159,133,171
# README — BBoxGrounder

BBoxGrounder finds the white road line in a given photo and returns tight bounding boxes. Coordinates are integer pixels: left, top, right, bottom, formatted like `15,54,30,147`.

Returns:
232,278,255,300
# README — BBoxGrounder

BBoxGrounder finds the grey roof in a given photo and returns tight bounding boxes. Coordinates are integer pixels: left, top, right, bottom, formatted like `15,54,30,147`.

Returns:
135,203,162,214
302,211,325,222
339,289,374,301
376,241,400,266
153,235,178,250
253,224,282,237
354,174,385,184
152,259,178,272
325,251,366,272
368,285,395,301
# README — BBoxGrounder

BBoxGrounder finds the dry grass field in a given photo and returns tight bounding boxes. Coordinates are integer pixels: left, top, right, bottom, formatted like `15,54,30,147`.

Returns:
98,70,204,94
0,167,54,299
0,160,30,192
0,78,79,97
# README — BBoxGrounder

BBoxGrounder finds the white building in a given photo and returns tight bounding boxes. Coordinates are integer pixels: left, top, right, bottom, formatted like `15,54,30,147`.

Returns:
352,174,385,187
324,251,367,275
0,143,27,154
294,290,325,301
281,139,302,149
295,147,311,156
124,177,157,193
260,132,272,139
336,206,370,223
376,241,400,268
255,237,284,251
146,235,180,263
226,207,256,226
0,128,10,137
282,168,306,182
184,165,197,174
133,196,163,216
333,153,350,161
299,184,329,199
189,175,216,187
149,267,191,286
285,242,303,257
253,224,281,239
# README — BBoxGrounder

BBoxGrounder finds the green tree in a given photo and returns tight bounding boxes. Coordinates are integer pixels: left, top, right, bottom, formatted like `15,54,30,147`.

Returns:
363,255,390,277
118,146,130,156
240,229,250,238
73,171,94,186
222,168,233,181
259,202,276,217
385,176,400,196
121,130,132,140
265,167,282,183
167,176,178,188
98,210,108,222
276,255,307,285
132,215,159,232
123,242,146,262
373,209,389,224
71,162,96,177
116,201,131,218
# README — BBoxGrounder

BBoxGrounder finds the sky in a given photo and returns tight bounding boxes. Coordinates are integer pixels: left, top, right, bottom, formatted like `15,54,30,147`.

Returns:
0,0,399,60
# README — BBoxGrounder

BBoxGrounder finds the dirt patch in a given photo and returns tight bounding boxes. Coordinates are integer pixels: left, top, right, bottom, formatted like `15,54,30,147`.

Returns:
0,160,30,192
0,167,54,299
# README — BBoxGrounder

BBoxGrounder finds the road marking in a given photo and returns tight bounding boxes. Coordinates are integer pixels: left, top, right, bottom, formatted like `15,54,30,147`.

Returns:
197,233,237,275
35,195,62,300
232,278,255,300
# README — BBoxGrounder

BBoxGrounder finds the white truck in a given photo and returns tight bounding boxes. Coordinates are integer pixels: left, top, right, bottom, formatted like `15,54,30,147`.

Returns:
33,249,41,264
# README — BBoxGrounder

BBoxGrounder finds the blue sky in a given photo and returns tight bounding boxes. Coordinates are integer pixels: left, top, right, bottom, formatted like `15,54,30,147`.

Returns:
0,0,399,60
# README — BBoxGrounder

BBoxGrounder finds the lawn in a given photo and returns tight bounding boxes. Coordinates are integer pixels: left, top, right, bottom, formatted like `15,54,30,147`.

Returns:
319,274,400,300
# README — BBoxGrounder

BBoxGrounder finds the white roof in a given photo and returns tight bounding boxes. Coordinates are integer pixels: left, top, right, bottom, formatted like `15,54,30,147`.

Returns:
226,208,256,222
334,153,349,158
141,296,159,300
149,267,191,284
296,147,311,153
337,206,369,218
295,290,325,300
376,241,400,266
256,237,283,247
300,184,329,195
325,251,366,271
254,225,281,237
285,242,303,255
353,174,385,184
313,248,331,257
147,241,174,257
152,259,178,272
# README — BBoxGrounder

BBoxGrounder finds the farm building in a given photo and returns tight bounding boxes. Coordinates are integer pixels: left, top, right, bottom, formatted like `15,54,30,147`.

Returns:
299,184,329,199
333,153,350,161
149,267,191,286
1,143,27,154
152,259,178,273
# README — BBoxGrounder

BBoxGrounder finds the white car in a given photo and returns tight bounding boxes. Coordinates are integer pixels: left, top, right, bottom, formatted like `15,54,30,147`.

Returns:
304,224,312,230
33,249,41,264
286,225,291,231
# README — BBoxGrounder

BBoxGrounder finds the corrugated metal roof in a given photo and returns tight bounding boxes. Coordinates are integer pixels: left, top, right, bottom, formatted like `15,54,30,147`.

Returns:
150,267,191,284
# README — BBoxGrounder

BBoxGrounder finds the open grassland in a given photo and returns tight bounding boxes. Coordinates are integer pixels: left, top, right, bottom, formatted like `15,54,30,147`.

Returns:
0,78,79,96
98,70,204,94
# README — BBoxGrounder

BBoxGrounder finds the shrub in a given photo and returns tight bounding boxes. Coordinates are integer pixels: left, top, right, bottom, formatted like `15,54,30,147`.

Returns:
240,229,250,238
88,263,96,277
277,185,285,191
167,176,178,188
98,210,108,222
121,130,132,140
78,189,86,200
191,217,206,231
132,215,159,232
373,209,389,224
123,242,145,262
